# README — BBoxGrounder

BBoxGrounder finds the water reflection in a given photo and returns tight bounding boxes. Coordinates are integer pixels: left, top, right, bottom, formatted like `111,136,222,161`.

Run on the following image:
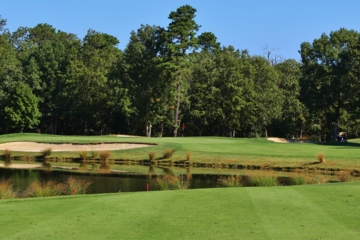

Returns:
0,164,353,195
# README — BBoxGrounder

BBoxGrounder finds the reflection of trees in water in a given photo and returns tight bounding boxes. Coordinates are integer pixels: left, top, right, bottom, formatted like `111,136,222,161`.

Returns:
78,162,87,172
41,162,52,171
186,168,192,181
163,167,174,175
99,163,111,173
148,166,155,176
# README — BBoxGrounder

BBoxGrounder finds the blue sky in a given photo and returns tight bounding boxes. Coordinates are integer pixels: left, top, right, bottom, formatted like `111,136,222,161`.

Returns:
2,0,360,61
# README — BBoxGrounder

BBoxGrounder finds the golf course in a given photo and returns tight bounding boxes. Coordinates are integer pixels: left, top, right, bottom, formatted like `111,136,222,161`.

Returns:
1,133,360,239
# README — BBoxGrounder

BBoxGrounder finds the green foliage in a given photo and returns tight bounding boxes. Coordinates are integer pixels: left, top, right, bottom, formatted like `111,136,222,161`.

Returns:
249,175,278,187
290,175,306,185
3,82,41,131
300,28,360,141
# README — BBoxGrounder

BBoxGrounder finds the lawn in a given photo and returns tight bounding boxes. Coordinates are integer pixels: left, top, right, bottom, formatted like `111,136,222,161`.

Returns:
1,133,360,171
1,133,360,239
1,182,360,239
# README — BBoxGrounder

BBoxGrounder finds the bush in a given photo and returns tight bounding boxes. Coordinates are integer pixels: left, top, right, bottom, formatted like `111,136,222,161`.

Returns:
0,178,17,199
148,151,156,161
290,175,306,185
23,180,65,198
163,149,176,159
4,149,12,164
316,152,325,163
249,176,278,187
218,175,242,187
99,151,111,163
337,171,352,182
186,151,192,162
78,151,87,162
41,148,52,161
151,174,189,190
64,177,92,195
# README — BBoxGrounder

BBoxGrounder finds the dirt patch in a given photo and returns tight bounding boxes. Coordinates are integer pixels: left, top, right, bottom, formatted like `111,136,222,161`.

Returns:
0,142,152,152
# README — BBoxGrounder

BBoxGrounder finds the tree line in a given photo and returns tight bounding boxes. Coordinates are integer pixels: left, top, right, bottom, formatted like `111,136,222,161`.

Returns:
1,5,360,140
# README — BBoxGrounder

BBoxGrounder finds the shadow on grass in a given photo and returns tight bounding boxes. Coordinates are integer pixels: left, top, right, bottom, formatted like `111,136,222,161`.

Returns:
312,141,360,148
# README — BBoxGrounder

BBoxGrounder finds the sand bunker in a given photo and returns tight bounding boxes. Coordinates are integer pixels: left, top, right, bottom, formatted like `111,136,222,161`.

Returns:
267,137,311,143
0,142,152,152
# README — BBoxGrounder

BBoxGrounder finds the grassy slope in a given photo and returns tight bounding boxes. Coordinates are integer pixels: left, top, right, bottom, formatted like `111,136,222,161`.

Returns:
1,133,360,170
1,183,360,239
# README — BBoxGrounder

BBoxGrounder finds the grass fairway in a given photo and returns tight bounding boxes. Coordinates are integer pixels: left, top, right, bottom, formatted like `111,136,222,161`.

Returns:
1,133,360,170
1,183,360,239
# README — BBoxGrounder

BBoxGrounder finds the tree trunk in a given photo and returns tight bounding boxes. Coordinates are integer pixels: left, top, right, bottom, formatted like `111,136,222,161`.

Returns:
174,82,181,137
265,127,268,138
333,120,338,142
84,121,87,136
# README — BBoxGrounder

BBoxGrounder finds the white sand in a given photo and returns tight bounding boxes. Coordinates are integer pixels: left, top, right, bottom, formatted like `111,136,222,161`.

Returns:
0,142,152,152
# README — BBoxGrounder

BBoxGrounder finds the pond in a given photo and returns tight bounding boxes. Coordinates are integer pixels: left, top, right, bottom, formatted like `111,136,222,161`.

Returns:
0,164,352,195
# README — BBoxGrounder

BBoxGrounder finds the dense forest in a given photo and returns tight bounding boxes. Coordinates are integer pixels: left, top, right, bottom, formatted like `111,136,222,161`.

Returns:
1,5,360,141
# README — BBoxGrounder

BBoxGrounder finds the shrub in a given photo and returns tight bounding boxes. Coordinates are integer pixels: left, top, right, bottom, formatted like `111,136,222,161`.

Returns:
337,171,352,182
4,149,12,163
0,178,17,199
163,148,176,159
186,151,192,162
148,151,156,161
218,175,242,187
316,152,325,163
99,151,111,163
290,175,306,185
249,176,278,187
41,148,52,161
23,180,65,198
64,177,92,195
151,174,189,190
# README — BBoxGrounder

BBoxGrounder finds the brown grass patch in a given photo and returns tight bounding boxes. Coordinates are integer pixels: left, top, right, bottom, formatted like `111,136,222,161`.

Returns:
316,152,325,163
